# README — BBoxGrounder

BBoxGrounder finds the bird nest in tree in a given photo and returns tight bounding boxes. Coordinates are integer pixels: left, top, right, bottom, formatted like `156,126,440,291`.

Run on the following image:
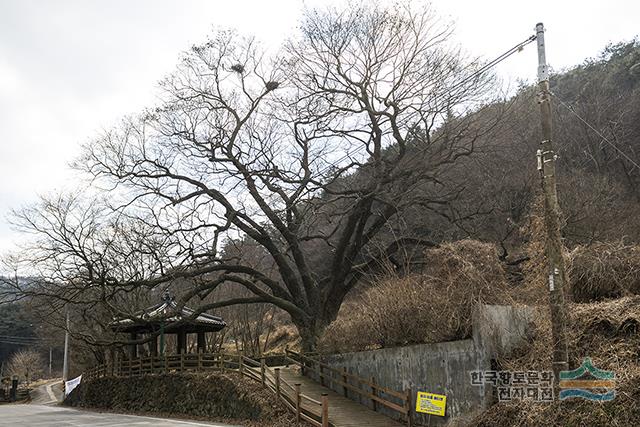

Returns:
230,63,245,73
265,81,279,91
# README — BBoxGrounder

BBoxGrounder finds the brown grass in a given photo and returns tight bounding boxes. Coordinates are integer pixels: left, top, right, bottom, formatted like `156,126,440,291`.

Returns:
319,240,513,353
65,372,304,427
568,241,640,302
469,296,640,426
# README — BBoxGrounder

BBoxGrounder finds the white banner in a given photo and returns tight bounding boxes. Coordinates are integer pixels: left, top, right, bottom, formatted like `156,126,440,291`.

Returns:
64,375,82,397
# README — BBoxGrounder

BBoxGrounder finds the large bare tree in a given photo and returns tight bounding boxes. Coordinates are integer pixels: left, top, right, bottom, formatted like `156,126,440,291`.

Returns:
5,2,501,351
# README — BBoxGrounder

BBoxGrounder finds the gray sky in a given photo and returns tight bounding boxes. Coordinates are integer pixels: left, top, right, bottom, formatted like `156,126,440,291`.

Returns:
0,0,638,252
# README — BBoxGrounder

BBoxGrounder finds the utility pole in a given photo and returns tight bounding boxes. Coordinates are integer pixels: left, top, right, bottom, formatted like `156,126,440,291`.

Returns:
535,22,569,387
62,309,70,382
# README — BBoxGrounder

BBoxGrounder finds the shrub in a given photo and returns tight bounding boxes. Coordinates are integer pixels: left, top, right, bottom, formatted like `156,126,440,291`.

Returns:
319,240,512,352
568,241,640,302
6,349,44,385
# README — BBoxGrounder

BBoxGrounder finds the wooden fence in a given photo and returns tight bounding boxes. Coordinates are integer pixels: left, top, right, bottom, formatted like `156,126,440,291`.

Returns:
285,349,413,427
82,352,330,427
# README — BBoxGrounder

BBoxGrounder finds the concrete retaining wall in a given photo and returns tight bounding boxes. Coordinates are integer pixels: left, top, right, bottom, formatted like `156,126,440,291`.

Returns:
311,304,533,425
315,340,488,425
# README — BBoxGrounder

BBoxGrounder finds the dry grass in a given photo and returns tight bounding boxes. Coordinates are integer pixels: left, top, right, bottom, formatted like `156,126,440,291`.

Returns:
469,296,640,426
517,195,640,304
319,240,513,353
65,372,304,427
568,241,640,302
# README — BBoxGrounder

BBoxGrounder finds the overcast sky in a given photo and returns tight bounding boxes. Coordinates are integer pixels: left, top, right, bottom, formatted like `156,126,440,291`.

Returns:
0,0,638,252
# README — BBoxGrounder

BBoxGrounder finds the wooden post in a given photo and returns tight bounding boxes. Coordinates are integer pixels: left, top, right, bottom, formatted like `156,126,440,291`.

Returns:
239,350,244,375
180,352,184,372
261,358,266,386
321,393,329,427
197,331,206,354
371,376,377,411
319,364,324,386
342,367,348,397
177,330,186,354
129,332,138,359
110,347,115,377
275,368,281,401
164,353,168,374
150,335,158,357
197,351,202,371
295,383,301,422
405,386,413,427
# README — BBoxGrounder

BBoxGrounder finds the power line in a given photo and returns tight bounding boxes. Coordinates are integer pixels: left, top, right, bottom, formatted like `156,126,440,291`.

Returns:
551,92,640,171
447,34,538,95
0,335,41,340
0,340,42,346
316,33,539,176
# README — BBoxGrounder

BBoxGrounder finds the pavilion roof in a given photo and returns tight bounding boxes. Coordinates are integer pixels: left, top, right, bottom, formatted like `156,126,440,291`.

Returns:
110,292,226,333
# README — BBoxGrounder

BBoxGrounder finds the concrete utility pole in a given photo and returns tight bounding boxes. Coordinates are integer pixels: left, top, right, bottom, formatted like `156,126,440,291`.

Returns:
535,22,569,385
62,310,70,382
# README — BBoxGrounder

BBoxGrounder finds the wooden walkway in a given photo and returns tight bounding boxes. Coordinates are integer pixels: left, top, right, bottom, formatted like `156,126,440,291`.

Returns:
277,366,404,427
84,352,408,427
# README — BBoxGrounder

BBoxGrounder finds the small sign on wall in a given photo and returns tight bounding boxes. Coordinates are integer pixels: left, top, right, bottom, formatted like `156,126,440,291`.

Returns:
415,391,447,416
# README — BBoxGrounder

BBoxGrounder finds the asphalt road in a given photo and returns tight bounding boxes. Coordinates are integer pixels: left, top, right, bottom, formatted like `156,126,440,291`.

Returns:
0,404,240,426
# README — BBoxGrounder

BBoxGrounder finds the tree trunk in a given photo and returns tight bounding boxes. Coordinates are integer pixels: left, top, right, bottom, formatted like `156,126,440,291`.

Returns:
294,317,330,353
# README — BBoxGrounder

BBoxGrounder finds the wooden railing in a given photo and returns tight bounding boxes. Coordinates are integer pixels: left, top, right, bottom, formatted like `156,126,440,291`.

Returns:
285,349,413,427
82,352,330,427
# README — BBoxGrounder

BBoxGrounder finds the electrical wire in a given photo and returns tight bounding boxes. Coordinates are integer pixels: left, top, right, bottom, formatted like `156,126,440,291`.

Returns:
551,92,640,172
315,33,539,176
446,34,538,95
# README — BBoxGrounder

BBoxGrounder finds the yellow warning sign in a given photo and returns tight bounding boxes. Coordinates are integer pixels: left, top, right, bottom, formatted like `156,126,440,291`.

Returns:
415,391,447,416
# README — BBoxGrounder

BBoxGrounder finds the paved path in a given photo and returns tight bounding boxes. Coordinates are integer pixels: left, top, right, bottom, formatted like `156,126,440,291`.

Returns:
277,366,404,427
0,405,239,426
31,379,64,405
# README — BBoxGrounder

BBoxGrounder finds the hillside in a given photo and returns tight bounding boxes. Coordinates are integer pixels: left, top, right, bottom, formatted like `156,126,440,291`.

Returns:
65,372,302,427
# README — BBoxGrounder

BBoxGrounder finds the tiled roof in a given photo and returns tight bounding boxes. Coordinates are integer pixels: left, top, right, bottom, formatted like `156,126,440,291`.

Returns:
110,292,226,331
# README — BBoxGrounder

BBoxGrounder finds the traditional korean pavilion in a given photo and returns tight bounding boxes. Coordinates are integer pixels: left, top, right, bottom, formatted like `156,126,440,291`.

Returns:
110,291,226,358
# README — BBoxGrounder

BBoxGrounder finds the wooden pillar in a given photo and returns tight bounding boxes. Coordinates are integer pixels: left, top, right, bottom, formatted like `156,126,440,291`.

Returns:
110,347,116,376
295,383,301,422
406,386,413,427
321,393,329,427
177,330,187,354
129,332,137,359
197,331,206,353
149,335,158,357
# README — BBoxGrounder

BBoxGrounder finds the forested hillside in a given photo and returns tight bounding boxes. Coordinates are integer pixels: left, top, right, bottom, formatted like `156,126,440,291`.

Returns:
222,39,640,352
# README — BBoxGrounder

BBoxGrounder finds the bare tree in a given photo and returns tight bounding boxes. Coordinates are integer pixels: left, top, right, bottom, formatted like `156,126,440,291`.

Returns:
7,349,44,385
5,2,501,351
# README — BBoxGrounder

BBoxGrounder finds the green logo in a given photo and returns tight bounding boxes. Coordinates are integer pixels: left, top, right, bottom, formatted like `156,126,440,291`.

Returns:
559,358,615,401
